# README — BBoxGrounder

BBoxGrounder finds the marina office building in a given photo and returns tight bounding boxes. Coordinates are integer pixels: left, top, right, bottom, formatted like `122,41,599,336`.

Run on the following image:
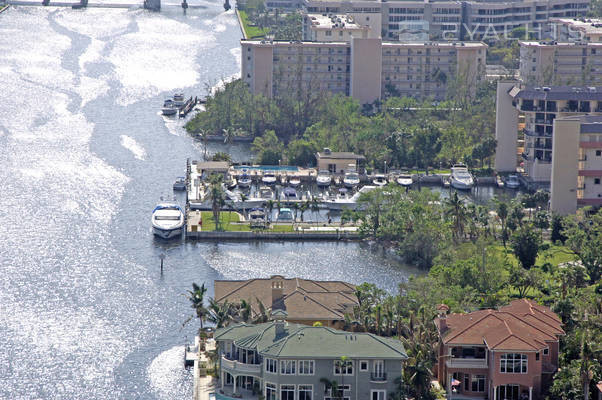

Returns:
495,82,602,192
300,0,589,40
241,37,486,103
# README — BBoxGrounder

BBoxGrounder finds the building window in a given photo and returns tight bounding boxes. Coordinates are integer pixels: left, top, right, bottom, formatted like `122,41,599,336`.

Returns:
464,373,469,391
280,360,296,375
596,150,602,156
500,353,527,374
299,360,315,375
281,384,295,400
543,347,549,355
326,31,332,36
595,178,601,184
265,358,277,373
536,352,540,361
360,360,369,371
326,384,350,400
471,375,485,392
334,360,353,375
299,384,313,400
265,383,277,400
371,390,386,400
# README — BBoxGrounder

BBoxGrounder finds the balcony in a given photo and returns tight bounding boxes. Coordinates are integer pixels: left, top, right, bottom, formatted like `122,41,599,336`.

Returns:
370,372,388,382
221,356,262,376
446,358,488,369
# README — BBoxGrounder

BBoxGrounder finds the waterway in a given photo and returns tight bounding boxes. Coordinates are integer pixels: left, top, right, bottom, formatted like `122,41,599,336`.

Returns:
0,3,425,399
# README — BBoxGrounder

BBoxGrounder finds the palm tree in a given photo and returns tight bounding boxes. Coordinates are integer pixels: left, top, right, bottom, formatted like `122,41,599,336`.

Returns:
253,297,269,323
403,350,434,400
444,192,466,242
236,299,252,323
207,298,234,328
320,378,340,399
335,356,352,396
207,174,226,230
495,198,509,247
184,282,208,329
299,200,309,223
311,197,320,227
266,199,275,223
239,193,248,219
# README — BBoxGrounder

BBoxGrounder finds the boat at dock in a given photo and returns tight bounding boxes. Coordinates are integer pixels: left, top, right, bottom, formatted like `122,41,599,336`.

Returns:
262,173,277,186
277,207,293,221
343,171,360,189
281,187,298,200
323,185,376,210
316,170,332,187
237,173,252,189
505,174,520,189
225,176,237,190
161,99,177,116
172,93,185,108
258,186,275,200
396,174,413,187
173,177,186,191
372,174,388,187
288,176,301,187
151,200,185,239
450,164,474,190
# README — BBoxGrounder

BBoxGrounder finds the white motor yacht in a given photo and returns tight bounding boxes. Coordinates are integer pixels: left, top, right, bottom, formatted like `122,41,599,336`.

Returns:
238,174,252,189
505,174,520,189
288,176,301,187
316,170,332,187
372,174,388,187
324,185,376,210
172,93,185,108
258,186,275,200
343,171,360,188
396,174,413,187
151,200,185,239
450,164,474,190
262,173,277,185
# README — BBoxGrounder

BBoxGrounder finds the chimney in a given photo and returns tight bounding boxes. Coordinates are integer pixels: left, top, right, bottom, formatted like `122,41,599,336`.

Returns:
271,309,288,337
436,304,450,333
271,276,284,310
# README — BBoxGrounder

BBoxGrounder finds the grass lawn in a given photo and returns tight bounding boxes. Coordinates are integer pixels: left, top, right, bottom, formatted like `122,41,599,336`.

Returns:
201,211,251,232
490,243,577,268
238,10,270,39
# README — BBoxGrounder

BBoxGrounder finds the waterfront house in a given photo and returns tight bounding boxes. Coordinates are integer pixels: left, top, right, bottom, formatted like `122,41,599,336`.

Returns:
315,149,366,174
214,310,407,399
435,299,564,400
214,275,358,329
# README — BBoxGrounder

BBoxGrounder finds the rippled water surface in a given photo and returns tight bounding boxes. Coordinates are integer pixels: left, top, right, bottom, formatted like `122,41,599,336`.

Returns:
0,4,422,398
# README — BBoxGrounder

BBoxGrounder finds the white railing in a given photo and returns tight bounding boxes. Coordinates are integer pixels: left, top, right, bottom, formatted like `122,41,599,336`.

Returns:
221,356,262,375
446,358,488,369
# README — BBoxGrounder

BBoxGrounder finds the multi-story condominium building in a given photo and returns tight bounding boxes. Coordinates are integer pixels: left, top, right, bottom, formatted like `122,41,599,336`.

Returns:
299,0,589,40
495,84,602,183
304,0,383,37
241,37,486,103
214,275,358,328
214,311,408,399
303,14,372,42
435,299,564,400
519,41,602,85
551,115,602,214
550,17,602,42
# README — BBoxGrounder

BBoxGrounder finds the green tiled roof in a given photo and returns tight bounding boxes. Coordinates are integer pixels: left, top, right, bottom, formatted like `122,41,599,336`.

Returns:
214,322,407,360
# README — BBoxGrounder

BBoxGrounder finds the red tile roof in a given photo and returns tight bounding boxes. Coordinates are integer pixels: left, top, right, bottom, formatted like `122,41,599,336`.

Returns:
437,299,564,351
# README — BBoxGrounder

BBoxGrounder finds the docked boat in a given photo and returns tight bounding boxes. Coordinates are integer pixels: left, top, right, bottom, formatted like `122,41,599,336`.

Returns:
324,185,376,210
258,186,275,200
262,173,277,186
249,208,266,222
173,93,185,108
277,207,294,221
505,174,520,189
343,171,360,188
162,99,177,116
316,170,332,187
450,164,474,190
225,176,237,190
173,176,187,191
288,176,301,187
396,174,413,187
151,200,185,239
238,174,252,189
372,174,388,187
281,187,298,200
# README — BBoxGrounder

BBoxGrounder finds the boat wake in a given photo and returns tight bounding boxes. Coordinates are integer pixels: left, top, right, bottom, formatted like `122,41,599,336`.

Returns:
147,346,193,400
120,135,147,161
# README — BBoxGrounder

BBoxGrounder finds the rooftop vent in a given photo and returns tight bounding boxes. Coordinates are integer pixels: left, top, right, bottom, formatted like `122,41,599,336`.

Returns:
323,147,332,154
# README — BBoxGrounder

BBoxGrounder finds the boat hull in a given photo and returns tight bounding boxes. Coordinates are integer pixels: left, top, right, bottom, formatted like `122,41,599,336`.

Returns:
152,226,183,239
397,179,413,187
450,179,473,190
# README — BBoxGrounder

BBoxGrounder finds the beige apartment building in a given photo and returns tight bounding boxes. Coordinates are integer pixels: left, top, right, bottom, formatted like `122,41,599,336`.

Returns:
495,84,602,185
300,0,588,40
520,41,602,85
303,13,371,42
550,18,602,42
551,115,602,214
241,38,486,103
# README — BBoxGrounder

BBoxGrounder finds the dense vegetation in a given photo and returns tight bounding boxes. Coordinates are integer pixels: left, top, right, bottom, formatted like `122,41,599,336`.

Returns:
238,0,302,40
186,79,498,171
